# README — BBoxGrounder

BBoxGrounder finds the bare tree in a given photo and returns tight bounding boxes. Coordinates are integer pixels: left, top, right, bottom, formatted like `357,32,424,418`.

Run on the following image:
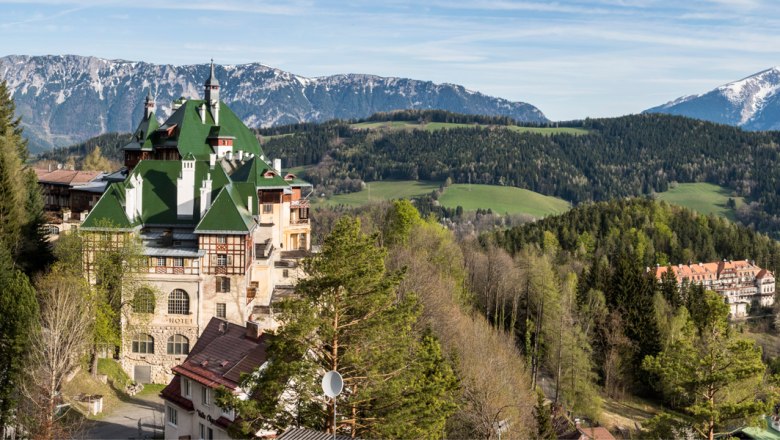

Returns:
18,266,92,439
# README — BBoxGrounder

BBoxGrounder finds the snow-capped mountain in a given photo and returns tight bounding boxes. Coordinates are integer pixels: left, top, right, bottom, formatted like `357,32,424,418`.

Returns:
0,55,547,152
645,67,780,130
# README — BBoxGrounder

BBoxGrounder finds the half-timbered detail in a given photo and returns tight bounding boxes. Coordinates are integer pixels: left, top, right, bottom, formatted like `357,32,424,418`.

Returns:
81,63,312,384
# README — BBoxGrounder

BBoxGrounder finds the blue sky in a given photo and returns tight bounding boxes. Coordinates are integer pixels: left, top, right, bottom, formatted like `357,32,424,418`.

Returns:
1,0,780,120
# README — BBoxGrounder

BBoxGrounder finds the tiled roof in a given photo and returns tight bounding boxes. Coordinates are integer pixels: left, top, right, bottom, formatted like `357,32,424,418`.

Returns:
171,317,270,390
34,168,103,186
160,375,194,411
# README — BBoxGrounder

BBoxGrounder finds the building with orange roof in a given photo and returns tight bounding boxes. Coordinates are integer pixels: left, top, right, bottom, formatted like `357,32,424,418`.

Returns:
653,260,774,318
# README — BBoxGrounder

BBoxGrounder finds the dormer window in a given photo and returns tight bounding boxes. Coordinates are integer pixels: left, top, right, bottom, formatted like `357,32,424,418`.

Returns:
264,171,276,178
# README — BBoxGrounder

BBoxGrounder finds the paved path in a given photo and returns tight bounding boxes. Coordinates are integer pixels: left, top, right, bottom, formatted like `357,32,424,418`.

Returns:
83,393,164,440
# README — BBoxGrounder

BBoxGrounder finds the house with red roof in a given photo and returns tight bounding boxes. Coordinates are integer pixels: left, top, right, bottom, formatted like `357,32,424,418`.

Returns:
161,317,270,440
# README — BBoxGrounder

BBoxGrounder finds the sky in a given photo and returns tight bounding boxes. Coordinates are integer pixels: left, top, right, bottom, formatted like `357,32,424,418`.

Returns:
1,0,780,121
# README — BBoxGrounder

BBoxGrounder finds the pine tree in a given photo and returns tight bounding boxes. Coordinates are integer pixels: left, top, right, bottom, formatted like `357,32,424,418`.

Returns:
643,290,770,440
223,217,456,438
0,80,51,273
0,245,39,427
534,389,555,440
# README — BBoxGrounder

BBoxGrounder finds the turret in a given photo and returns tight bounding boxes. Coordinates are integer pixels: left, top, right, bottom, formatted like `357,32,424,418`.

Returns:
204,59,220,125
144,89,155,120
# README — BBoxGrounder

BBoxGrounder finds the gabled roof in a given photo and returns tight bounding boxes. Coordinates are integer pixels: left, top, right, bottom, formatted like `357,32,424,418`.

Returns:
124,113,159,151
171,317,270,390
34,168,103,186
82,159,231,229
147,100,262,160
80,183,133,229
194,183,256,234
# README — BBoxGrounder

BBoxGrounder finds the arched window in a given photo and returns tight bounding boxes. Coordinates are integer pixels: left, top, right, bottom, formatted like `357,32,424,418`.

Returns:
167,334,189,355
132,334,154,354
133,288,156,314
168,289,189,315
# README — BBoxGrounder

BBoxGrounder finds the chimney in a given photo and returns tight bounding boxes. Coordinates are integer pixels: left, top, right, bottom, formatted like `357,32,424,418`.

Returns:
226,150,233,161
247,196,253,215
209,153,216,168
177,156,196,219
246,321,262,340
274,158,281,173
237,150,244,161
48,163,52,172
200,173,213,217
62,208,71,222
199,102,207,124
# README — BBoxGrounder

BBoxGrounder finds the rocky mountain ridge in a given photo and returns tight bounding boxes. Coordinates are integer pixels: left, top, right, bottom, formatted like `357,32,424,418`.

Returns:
0,55,547,152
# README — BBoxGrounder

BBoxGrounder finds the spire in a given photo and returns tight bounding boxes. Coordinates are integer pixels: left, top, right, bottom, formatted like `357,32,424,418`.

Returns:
144,88,155,120
204,59,220,124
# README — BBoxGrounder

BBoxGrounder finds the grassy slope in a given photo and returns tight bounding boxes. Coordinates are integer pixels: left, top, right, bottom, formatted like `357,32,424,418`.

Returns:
316,180,570,218
316,180,440,207
439,184,570,217
657,183,743,221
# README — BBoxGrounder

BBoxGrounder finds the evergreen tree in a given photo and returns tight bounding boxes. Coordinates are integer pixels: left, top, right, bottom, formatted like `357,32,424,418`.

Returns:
223,217,456,438
534,389,555,440
0,245,39,427
82,145,112,171
0,80,51,273
643,290,770,440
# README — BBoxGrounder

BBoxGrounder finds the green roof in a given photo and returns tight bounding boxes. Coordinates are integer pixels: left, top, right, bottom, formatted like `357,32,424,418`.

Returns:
124,113,159,151
81,183,133,229
149,100,263,160
194,184,255,233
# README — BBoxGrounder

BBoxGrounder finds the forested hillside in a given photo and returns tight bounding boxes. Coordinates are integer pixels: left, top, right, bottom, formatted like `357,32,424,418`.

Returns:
476,198,779,437
260,112,780,235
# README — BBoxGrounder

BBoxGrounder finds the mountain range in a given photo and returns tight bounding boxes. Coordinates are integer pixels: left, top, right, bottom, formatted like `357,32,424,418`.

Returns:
645,67,780,130
0,55,547,153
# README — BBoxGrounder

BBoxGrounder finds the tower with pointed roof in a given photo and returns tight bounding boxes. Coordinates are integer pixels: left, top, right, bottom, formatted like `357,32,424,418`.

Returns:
205,59,220,125
81,63,312,385
144,89,155,120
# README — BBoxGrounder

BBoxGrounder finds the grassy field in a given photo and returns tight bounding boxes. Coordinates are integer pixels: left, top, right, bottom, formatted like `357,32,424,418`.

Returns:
439,184,570,217
315,180,569,218
316,180,440,207
657,183,743,220
350,120,589,135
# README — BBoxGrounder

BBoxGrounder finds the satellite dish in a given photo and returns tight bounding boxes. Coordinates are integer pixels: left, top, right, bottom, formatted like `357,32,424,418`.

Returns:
322,370,343,398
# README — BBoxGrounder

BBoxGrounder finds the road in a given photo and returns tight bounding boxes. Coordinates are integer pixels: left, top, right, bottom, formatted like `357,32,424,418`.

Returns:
83,392,164,440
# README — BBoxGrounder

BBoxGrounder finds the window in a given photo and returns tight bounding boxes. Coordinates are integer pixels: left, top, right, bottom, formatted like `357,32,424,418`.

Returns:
282,269,289,278
207,427,213,440
131,333,154,354
216,277,230,293
216,303,226,319
166,405,178,427
221,406,235,420
156,257,166,267
199,423,205,440
201,385,211,406
133,288,155,314
216,254,228,266
168,289,189,314
172,257,184,267
167,334,190,355
182,377,191,398
46,225,60,236
263,203,273,214
217,235,227,244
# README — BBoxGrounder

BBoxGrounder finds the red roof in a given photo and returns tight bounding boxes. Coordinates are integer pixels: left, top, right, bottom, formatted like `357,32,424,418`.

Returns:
171,317,270,390
577,426,616,440
34,168,102,186
160,375,194,411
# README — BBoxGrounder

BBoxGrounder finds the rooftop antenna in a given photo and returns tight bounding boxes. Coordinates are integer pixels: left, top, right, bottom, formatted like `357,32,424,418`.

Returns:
322,370,343,440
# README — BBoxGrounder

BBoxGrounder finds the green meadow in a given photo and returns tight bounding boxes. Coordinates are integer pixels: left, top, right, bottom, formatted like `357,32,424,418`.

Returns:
315,180,570,218
657,182,743,220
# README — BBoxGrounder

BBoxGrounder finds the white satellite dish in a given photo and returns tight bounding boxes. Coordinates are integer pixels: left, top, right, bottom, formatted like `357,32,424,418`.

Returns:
322,370,343,398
